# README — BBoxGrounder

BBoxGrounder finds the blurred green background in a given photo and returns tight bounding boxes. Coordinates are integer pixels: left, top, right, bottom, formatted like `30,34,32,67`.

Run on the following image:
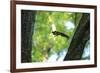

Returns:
31,11,85,62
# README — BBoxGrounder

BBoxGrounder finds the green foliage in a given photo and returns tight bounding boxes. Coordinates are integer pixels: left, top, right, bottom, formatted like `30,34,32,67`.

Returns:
32,11,82,62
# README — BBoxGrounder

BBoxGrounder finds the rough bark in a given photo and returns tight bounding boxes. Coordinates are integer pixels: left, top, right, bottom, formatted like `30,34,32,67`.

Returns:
21,10,36,63
64,13,90,60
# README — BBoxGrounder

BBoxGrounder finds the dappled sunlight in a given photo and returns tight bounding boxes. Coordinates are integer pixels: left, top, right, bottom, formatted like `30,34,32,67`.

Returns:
65,21,75,30
82,41,90,60
46,49,68,62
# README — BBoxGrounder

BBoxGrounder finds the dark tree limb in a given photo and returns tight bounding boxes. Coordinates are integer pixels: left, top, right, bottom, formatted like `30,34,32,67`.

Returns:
52,31,69,39
21,10,36,62
64,13,90,60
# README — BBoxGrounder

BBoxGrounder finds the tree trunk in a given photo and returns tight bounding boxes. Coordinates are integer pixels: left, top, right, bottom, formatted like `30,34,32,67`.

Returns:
21,10,36,63
64,13,90,60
